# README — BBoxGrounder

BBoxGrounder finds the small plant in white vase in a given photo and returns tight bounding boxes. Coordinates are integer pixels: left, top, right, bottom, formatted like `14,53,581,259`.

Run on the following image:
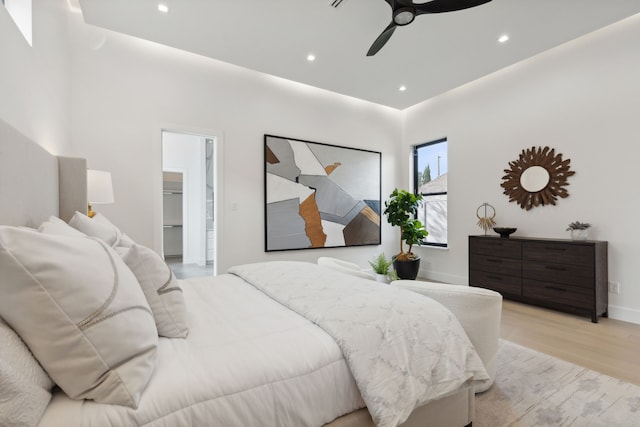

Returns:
386,269,399,282
566,221,591,241
368,253,392,283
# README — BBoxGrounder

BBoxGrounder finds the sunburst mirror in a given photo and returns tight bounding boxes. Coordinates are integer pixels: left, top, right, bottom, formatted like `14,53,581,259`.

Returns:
500,146,575,210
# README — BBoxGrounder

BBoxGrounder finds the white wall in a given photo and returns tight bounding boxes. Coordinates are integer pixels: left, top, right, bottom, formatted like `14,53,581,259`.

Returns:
403,14,640,324
0,0,71,154
68,13,402,273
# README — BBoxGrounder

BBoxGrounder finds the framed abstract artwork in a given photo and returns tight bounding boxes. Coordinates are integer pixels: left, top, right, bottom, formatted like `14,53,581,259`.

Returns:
265,135,381,252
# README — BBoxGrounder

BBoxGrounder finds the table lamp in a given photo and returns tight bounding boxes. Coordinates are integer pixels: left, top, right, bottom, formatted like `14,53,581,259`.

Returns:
87,169,114,218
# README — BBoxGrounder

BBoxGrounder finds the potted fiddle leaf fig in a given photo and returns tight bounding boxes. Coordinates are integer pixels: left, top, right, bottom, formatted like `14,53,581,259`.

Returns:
383,188,429,280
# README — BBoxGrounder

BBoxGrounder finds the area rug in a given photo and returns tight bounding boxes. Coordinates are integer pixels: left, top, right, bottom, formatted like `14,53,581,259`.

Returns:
474,340,640,426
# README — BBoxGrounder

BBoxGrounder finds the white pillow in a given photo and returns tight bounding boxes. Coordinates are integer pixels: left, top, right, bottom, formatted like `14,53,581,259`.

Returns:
0,226,158,408
92,213,135,248
0,317,55,427
69,211,120,246
119,244,189,338
317,257,376,280
38,216,86,238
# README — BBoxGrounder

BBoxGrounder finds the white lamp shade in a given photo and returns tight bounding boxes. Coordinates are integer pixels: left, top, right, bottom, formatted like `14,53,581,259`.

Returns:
87,170,114,204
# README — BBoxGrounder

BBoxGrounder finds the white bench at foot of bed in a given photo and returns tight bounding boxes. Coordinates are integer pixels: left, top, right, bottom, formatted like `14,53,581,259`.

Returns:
392,280,502,393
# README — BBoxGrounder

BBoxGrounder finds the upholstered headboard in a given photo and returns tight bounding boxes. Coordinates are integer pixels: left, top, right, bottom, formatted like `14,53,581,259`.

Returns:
0,118,87,227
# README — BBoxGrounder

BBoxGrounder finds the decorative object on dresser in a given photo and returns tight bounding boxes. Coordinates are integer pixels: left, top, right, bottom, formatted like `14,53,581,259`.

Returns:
383,188,428,280
469,235,608,323
475,202,496,234
500,146,575,210
492,227,517,238
566,220,592,241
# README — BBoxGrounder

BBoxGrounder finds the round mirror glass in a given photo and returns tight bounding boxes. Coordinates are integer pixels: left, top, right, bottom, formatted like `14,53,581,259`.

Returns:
520,166,550,192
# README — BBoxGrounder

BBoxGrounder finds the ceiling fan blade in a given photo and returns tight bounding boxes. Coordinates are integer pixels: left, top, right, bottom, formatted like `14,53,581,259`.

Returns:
415,0,492,14
367,22,397,56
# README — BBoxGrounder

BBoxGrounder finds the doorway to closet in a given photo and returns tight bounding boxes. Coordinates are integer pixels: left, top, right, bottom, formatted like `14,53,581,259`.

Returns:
162,131,216,279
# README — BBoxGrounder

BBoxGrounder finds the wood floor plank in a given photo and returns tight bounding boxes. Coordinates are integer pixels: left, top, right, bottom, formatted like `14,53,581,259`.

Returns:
501,300,640,385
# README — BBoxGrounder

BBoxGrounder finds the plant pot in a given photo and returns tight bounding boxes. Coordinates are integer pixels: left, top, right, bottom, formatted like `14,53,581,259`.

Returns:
570,229,588,241
374,273,389,284
393,257,421,280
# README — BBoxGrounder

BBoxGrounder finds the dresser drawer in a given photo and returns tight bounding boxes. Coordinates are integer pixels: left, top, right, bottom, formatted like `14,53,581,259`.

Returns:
470,254,521,277
470,237,521,259
523,279,592,310
470,269,521,297
522,241,593,266
523,261,593,288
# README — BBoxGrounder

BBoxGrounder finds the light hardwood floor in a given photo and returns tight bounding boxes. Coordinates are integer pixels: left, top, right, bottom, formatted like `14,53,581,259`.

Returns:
501,300,640,385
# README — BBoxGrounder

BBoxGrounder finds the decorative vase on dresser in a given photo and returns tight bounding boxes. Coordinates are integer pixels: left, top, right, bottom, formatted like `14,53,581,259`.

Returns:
570,228,589,241
469,235,608,323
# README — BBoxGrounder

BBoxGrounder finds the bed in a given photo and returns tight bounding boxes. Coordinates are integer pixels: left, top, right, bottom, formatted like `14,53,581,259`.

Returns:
0,117,486,427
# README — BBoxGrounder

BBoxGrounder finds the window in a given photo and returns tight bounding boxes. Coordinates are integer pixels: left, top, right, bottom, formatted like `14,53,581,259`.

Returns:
413,138,447,247
3,0,32,46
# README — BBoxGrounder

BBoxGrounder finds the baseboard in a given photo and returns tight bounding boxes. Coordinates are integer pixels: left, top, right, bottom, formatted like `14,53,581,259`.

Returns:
417,271,467,286
607,304,640,325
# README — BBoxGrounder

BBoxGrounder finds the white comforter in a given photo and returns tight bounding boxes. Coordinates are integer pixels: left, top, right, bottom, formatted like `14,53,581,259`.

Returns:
38,273,364,427
38,261,486,427
230,261,488,427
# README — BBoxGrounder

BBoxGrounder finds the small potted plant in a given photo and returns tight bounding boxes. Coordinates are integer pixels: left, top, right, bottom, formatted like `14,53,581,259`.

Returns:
383,188,429,280
368,253,392,283
566,221,591,241
386,269,399,282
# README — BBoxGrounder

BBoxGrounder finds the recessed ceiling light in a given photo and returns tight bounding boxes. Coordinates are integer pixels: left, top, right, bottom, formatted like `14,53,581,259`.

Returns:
498,34,509,43
399,85,407,92
307,54,316,62
158,4,169,13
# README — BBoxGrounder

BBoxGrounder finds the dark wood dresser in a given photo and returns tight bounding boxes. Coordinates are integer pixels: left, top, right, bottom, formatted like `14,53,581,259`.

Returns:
469,235,608,322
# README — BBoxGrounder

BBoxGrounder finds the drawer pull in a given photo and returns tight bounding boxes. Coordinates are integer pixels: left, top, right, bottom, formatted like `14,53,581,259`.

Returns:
545,285,566,292
545,246,566,251
487,259,503,264
545,265,567,271
487,275,503,281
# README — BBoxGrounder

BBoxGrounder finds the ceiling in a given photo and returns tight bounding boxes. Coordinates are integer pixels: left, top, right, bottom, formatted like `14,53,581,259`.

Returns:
77,0,640,110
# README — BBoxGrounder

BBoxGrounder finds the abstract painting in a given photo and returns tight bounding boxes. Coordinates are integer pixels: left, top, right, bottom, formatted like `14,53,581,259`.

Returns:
265,135,381,251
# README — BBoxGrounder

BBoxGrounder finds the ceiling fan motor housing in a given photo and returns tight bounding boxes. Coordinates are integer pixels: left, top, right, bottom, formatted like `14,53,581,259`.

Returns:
393,7,416,25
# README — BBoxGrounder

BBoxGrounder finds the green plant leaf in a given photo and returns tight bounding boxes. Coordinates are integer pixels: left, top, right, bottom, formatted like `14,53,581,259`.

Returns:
384,188,428,255
368,252,391,274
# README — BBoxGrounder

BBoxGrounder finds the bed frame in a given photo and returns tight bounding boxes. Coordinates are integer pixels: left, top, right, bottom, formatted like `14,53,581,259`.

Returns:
0,117,473,427
0,118,86,226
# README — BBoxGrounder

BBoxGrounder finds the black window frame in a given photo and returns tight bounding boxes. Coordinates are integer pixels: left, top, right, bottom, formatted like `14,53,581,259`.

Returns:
413,137,448,248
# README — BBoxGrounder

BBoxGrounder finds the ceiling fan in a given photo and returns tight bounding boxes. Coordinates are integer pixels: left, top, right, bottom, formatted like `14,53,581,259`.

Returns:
367,0,493,56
